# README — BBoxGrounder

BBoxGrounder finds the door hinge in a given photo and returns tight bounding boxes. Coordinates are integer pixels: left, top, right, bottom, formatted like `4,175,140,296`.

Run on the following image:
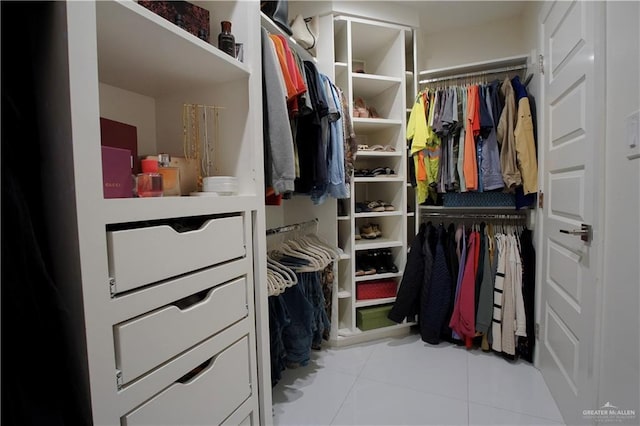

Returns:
109,277,117,298
538,54,545,74
116,370,123,390
538,191,544,208
535,323,540,339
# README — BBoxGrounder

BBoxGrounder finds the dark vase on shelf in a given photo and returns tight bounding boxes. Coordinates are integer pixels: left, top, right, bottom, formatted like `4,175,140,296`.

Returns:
218,21,235,57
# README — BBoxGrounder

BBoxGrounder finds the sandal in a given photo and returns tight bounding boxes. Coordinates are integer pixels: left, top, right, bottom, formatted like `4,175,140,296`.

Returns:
366,201,385,212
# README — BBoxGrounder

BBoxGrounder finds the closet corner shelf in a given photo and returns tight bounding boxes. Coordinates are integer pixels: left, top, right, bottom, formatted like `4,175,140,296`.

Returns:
355,272,402,282
353,176,405,183
337,215,351,221
354,211,403,219
335,62,348,68
339,253,351,260
355,297,396,308
352,118,402,131
407,212,415,217
260,12,317,64
97,0,250,97
352,73,401,99
354,238,403,251
337,290,352,299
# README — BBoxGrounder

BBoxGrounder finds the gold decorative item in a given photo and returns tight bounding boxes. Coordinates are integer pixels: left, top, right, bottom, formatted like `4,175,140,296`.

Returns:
183,103,224,193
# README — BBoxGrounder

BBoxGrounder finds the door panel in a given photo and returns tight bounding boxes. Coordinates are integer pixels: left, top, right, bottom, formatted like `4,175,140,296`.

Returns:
539,1,603,424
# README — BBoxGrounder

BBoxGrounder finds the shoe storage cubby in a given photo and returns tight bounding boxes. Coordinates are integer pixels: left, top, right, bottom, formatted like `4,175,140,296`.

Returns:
39,1,267,423
328,15,414,345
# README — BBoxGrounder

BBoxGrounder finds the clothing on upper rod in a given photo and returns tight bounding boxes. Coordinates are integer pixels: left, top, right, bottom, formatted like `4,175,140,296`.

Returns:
408,70,539,209
261,27,356,207
389,217,535,362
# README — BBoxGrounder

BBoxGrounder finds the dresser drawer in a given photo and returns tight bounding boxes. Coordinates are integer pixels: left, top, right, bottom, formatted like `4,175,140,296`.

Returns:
123,336,252,426
115,276,248,384
107,215,245,294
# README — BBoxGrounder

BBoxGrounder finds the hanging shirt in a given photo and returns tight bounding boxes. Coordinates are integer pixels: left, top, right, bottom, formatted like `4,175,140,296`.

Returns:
449,230,478,340
463,85,480,190
492,234,506,353
497,78,522,190
481,85,505,191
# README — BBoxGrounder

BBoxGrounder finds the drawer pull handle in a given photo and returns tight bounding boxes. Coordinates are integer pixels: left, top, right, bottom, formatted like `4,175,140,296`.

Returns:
176,356,216,384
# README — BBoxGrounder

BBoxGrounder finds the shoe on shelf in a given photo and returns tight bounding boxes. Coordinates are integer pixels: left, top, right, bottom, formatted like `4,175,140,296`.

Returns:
371,167,395,176
360,223,377,239
381,249,398,273
370,223,382,237
365,201,386,212
354,97,370,118
378,200,395,211
356,252,376,275
369,250,387,274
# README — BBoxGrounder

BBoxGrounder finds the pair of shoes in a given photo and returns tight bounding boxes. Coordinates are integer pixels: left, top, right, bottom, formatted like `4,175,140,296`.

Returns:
358,249,398,275
360,223,381,239
353,97,380,118
371,167,395,176
355,252,377,276
359,144,396,152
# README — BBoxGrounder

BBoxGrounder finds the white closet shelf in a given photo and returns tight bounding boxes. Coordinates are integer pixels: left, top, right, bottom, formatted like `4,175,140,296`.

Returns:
335,62,348,68
337,215,351,221
96,1,250,97
100,195,257,224
356,151,402,158
353,176,404,183
407,212,415,217
355,297,396,308
337,290,352,299
419,206,522,212
354,238,403,251
339,253,351,260
260,12,317,64
355,272,402,282
352,73,401,99
418,54,529,82
354,211,403,219
352,118,402,132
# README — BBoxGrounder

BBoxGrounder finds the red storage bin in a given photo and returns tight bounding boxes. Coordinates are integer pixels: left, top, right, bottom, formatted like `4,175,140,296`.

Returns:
356,279,397,300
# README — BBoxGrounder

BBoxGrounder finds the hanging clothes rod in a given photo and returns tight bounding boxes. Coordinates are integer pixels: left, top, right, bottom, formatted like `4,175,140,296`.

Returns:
419,64,527,85
421,212,527,221
266,218,319,236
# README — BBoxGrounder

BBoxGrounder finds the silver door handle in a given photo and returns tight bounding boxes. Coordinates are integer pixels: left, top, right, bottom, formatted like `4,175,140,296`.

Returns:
559,224,592,243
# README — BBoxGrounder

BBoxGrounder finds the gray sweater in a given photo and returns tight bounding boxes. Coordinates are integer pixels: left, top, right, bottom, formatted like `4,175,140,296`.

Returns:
261,28,295,194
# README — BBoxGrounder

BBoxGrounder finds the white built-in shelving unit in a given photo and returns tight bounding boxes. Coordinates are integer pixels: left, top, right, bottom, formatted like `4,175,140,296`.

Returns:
38,1,269,424
327,15,416,346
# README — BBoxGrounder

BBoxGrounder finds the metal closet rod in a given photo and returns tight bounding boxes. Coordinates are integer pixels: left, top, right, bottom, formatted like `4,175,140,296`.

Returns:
419,64,527,85
266,218,319,236
421,212,528,220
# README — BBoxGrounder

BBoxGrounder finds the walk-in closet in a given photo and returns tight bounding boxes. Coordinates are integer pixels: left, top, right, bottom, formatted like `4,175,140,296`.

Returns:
2,1,638,425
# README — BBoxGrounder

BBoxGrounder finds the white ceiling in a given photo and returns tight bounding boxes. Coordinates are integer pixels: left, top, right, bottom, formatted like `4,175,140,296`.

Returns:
397,1,527,34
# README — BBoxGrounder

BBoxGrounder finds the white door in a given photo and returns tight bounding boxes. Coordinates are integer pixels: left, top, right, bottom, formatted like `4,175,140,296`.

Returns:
538,1,604,424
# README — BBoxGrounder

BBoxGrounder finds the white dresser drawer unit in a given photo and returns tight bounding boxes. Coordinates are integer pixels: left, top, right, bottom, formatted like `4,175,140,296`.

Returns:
107,215,245,294
122,336,252,426
114,276,248,384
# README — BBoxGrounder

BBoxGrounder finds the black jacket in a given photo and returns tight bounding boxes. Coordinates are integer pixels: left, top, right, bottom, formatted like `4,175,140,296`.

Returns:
389,224,434,323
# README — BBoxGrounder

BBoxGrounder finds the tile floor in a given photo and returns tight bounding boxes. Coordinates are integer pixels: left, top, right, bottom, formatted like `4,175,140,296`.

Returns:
272,332,565,425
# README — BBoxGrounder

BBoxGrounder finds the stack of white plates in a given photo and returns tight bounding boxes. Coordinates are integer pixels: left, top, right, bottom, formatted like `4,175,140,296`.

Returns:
191,176,238,196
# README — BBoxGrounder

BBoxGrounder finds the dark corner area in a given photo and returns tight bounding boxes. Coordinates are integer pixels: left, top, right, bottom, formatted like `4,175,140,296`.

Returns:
2,2,89,425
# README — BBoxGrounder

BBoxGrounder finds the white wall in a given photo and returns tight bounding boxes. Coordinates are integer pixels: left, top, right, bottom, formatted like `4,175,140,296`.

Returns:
98,83,157,156
418,14,527,71
599,0,640,414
